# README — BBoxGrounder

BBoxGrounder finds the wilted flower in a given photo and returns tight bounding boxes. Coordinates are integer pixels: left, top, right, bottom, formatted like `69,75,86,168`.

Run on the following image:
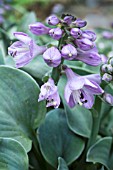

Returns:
61,44,77,60
8,32,46,68
29,22,50,35
47,15,59,25
70,28,82,39
75,38,94,51
103,93,113,105
76,47,101,66
38,78,60,108
49,28,63,40
72,18,87,28
43,47,61,67
63,66,103,109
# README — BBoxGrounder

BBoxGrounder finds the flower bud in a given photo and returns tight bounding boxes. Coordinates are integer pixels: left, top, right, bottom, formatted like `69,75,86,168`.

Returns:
72,18,87,28
101,64,113,74
102,73,112,82
75,38,94,51
103,93,113,105
70,28,82,39
46,15,59,25
63,15,74,25
49,28,63,40
29,22,50,35
81,30,96,41
61,44,77,60
43,47,61,67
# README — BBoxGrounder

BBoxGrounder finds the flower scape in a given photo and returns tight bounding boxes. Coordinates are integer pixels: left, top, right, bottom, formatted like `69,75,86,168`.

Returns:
8,14,104,109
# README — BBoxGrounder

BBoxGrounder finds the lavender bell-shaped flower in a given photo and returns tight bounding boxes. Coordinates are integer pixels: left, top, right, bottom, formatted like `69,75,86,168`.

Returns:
38,78,60,108
63,66,103,109
70,28,82,39
47,15,59,25
29,22,50,35
49,28,63,40
43,47,61,67
75,38,94,51
72,18,87,28
61,44,77,60
76,47,102,66
8,32,46,68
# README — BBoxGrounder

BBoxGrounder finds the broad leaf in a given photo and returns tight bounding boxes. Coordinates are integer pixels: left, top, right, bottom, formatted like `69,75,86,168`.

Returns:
0,66,46,152
0,138,28,170
38,109,85,168
87,137,112,170
57,157,69,170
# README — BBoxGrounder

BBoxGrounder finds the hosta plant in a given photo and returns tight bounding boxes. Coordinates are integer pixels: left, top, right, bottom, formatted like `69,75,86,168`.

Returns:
0,13,113,170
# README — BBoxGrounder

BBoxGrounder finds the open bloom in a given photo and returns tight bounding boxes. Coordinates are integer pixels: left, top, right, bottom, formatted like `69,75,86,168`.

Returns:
61,44,77,60
76,47,102,66
43,47,61,67
29,22,50,35
8,32,46,68
63,66,104,109
38,78,60,108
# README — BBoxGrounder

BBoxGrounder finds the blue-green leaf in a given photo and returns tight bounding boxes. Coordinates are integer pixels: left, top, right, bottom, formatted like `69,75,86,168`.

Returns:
87,137,112,170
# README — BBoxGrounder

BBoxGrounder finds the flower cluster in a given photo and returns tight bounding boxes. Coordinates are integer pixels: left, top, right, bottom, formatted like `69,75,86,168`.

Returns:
101,57,113,82
8,14,104,109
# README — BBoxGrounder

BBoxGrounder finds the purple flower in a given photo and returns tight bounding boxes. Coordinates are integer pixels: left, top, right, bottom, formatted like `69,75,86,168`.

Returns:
49,28,63,40
70,28,82,39
76,47,102,66
81,30,96,42
61,44,77,60
63,66,103,109
103,93,113,105
8,32,46,68
75,38,94,51
72,18,87,28
102,31,113,39
46,15,59,25
63,15,74,25
29,22,50,35
38,78,60,108
43,47,61,67
102,73,112,82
